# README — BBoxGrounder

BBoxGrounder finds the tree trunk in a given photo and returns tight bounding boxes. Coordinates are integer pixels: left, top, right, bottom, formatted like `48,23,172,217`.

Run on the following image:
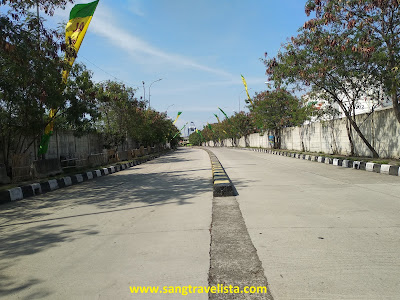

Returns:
391,90,400,124
274,128,281,149
345,118,355,156
337,101,379,158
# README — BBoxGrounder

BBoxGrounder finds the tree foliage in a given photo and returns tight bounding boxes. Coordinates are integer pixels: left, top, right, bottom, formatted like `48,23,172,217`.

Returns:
303,0,400,141
250,89,312,148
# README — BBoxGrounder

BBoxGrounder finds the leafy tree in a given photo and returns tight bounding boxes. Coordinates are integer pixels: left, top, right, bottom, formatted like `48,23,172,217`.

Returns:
250,89,313,149
264,22,382,156
189,132,202,146
95,80,143,149
56,63,99,136
0,12,66,168
303,0,400,124
229,112,255,143
1,0,74,16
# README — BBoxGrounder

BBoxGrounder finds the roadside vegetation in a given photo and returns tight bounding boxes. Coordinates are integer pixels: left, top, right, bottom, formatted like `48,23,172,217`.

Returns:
193,1,399,160
0,1,180,174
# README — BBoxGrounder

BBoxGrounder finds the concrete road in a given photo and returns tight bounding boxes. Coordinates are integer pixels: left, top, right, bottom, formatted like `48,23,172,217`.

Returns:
210,147,400,300
0,148,212,300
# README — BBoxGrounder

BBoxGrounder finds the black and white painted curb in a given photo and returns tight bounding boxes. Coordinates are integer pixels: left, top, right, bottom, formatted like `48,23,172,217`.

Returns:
241,148,400,177
202,148,235,197
0,154,163,205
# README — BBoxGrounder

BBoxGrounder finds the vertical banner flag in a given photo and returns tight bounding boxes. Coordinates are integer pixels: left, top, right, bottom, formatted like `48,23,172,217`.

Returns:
241,74,254,105
218,107,228,119
196,129,204,142
218,107,231,123
63,0,99,82
214,113,220,123
172,122,188,140
173,112,182,125
39,0,99,156
38,109,56,155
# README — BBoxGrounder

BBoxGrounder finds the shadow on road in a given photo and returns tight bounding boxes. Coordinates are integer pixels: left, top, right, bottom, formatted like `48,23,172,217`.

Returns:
0,148,213,298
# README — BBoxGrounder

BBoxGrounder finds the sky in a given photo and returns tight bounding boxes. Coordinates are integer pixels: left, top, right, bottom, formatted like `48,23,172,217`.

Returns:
47,0,310,136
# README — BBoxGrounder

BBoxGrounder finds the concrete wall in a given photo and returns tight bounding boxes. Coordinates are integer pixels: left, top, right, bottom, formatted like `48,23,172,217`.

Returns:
206,107,400,158
47,131,104,159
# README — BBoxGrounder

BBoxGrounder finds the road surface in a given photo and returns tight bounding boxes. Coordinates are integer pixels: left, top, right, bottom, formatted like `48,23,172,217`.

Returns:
210,147,400,300
0,148,212,299
1,147,399,299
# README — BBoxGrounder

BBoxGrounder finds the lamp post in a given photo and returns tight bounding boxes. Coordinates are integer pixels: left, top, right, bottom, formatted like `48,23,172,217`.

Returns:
165,104,174,113
148,78,163,109
142,81,145,104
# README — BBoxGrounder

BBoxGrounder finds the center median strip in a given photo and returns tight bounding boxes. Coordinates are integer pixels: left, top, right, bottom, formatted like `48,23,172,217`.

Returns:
201,148,235,197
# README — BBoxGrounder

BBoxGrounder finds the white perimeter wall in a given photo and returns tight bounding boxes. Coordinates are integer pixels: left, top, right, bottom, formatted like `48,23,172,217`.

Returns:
205,107,400,158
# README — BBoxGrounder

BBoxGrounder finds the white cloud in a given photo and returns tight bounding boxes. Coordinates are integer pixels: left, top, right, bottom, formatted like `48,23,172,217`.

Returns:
127,0,145,17
89,5,233,78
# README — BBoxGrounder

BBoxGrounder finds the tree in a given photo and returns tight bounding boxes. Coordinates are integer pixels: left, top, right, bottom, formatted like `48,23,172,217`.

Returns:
95,80,143,149
0,12,66,169
304,0,400,124
1,0,74,16
189,132,202,146
264,23,382,157
229,112,255,144
57,63,99,136
250,89,313,149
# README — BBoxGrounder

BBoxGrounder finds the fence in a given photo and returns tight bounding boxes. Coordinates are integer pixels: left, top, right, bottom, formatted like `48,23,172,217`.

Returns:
11,153,32,183
3,146,161,184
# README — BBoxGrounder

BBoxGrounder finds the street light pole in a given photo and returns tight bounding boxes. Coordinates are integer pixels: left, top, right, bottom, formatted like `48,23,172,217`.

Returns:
148,78,163,109
142,81,145,105
165,104,174,113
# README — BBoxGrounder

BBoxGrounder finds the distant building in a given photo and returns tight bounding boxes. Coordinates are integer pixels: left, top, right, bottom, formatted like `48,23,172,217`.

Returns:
187,122,196,136
303,90,392,123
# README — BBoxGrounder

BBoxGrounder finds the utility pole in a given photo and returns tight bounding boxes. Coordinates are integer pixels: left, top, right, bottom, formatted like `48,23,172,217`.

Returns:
142,81,145,106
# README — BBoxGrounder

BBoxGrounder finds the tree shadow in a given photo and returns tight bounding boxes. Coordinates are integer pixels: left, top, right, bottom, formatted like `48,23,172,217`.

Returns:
0,148,212,298
0,148,212,223
0,223,99,299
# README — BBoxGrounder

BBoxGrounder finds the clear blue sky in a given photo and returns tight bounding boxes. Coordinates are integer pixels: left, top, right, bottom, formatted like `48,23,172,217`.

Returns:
49,0,309,135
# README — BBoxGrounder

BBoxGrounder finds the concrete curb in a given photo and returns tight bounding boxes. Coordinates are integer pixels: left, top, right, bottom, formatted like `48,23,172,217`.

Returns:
202,148,234,197
239,148,400,177
0,153,165,205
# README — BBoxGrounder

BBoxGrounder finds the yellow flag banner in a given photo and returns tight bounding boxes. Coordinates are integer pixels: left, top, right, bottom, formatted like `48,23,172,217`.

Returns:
39,1,99,155
63,0,99,83
241,74,254,106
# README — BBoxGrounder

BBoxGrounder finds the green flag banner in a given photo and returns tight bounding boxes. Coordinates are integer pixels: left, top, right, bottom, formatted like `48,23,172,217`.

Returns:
218,107,228,119
172,122,187,139
173,112,182,125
